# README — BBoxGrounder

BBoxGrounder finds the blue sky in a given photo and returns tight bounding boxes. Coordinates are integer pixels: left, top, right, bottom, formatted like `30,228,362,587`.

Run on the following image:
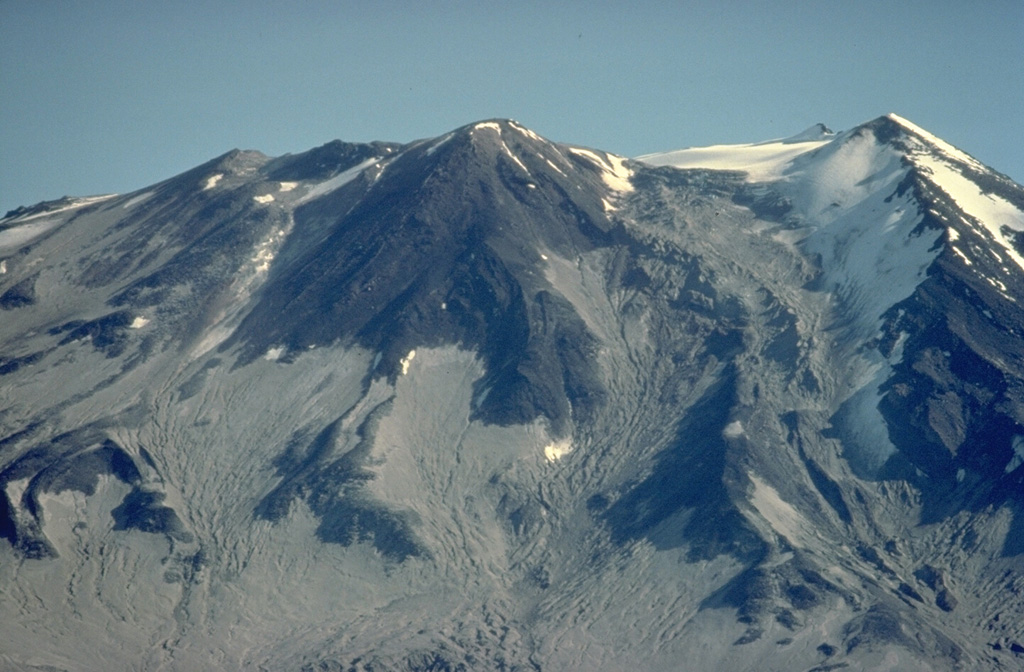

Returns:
2,1,1022,215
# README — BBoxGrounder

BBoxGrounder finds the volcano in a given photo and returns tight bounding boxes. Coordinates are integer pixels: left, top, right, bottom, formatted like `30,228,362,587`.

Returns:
2,115,1024,670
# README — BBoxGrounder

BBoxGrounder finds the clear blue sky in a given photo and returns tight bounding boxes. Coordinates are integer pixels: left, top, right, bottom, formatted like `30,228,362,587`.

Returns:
2,1,1022,215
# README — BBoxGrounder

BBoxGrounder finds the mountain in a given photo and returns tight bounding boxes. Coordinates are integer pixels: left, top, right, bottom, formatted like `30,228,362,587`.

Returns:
2,114,1024,671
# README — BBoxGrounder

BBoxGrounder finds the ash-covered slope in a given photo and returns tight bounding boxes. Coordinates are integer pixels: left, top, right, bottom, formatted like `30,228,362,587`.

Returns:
2,115,1024,671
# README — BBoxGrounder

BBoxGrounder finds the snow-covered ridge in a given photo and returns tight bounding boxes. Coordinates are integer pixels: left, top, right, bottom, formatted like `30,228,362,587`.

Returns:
885,113,982,170
914,152,1024,269
887,125,1024,276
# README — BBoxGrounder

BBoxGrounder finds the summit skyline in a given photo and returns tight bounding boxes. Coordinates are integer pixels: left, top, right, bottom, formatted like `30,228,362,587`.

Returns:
2,1,1022,215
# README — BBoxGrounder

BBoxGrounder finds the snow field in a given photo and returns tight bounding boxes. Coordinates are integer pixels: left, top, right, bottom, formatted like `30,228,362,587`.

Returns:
638,134,829,182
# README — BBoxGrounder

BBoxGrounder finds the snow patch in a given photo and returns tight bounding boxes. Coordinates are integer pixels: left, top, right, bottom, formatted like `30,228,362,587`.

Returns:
203,174,223,190
606,154,632,188
543,156,567,177
129,316,149,329
122,191,154,209
295,157,379,205
723,421,744,438
279,182,298,192
951,247,972,265
500,141,530,175
984,275,1015,302
473,122,502,134
426,133,454,155
264,346,286,361
0,260,6,274
251,228,286,273
544,438,572,462
76,193,117,206
509,120,542,142
253,194,275,204
568,147,634,193
400,349,416,375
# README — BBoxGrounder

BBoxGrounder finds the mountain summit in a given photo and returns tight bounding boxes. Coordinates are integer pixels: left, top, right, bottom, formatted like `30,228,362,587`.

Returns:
2,115,1024,671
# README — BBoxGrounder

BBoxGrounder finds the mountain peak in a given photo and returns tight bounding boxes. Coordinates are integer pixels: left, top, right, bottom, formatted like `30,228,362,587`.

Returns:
781,122,834,143
456,118,541,137
864,113,980,167
884,111,940,138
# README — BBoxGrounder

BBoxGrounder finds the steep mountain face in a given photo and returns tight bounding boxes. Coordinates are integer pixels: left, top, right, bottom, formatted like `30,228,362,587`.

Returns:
2,115,1024,671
